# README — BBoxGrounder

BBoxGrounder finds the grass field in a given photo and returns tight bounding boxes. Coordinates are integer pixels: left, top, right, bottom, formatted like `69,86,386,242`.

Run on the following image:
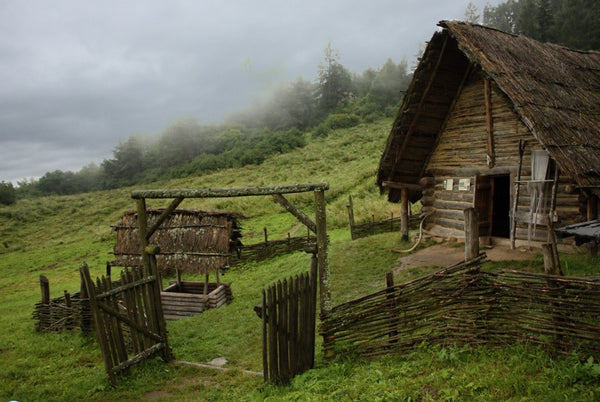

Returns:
1,117,599,401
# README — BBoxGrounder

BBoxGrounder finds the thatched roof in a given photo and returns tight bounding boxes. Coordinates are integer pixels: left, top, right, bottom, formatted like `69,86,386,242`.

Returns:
112,209,246,275
377,20,600,201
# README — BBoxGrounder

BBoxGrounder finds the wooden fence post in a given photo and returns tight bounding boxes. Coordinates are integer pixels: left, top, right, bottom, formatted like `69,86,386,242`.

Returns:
401,187,409,242
385,272,398,346
464,208,479,261
38,275,50,331
40,275,50,305
542,243,558,275
314,189,331,317
347,195,356,240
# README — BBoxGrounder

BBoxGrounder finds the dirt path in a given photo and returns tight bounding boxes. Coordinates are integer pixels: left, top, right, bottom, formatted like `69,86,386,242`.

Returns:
394,242,537,272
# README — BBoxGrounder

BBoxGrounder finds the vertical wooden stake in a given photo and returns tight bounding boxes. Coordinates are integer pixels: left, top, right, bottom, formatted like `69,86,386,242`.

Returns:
385,272,398,346
347,195,356,240
542,243,557,275
510,139,525,249
464,208,479,261
40,275,50,305
314,189,331,317
401,187,409,242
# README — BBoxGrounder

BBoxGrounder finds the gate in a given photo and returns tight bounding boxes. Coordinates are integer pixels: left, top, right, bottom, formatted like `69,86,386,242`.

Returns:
261,253,317,384
80,262,172,386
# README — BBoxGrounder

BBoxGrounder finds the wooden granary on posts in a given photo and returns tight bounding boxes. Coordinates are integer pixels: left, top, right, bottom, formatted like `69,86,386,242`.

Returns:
112,209,244,275
377,21,600,248
112,209,244,319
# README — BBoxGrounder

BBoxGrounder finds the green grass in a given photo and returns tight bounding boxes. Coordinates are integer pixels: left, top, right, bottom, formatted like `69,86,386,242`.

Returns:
1,116,599,401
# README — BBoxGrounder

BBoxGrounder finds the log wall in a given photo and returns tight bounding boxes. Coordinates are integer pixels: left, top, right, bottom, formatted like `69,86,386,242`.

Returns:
421,72,585,243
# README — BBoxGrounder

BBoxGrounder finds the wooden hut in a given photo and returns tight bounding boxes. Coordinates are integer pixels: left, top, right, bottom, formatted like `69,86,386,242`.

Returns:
377,21,600,248
112,209,245,320
113,209,244,275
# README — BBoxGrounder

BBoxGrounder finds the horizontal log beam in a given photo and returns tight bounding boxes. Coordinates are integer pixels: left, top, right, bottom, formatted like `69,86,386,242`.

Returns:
131,183,330,199
381,181,422,191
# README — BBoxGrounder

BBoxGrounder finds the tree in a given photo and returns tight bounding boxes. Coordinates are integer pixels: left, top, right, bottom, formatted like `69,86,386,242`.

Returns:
483,0,520,33
316,42,353,118
483,0,600,50
100,135,146,189
369,58,410,107
464,2,480,23
0,181,16,205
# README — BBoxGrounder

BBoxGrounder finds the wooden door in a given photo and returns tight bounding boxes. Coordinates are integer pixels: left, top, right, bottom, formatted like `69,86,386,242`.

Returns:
80,263,172,386
261,255,317,384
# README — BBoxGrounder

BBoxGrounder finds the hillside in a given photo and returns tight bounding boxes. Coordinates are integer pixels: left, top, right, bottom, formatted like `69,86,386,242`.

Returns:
1,117,599,401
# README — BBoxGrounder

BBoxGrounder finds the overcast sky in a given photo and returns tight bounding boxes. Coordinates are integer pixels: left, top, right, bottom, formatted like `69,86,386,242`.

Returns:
0,0,498,184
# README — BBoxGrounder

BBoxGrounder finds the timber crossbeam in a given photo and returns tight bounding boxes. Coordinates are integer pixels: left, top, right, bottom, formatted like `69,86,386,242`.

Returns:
131,183,330,199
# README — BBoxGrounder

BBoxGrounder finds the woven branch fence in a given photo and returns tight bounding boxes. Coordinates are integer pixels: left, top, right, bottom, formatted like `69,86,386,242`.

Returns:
33,274,101,333
349,215,420,240
230,231,317,266
33,290,92,333
320,255,600,359
347,195,419,240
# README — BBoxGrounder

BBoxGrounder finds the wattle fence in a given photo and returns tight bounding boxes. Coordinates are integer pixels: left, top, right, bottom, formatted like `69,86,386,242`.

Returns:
230,230,316,266
320,255,600,359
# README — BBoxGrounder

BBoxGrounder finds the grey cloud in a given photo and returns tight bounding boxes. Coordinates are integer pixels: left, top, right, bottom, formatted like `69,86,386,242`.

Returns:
0,0,496,183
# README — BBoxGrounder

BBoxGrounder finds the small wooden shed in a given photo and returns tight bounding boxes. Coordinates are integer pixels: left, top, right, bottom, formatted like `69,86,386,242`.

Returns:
112,209,245,275
377,21,600,248
112,209,245,320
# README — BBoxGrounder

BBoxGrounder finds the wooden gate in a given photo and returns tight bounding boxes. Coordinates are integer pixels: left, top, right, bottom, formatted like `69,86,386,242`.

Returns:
261,254,317,384
80,262,172,386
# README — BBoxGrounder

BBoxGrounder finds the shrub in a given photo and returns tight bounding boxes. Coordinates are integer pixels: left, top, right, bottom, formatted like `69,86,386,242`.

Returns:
0,181,16,205
312,123,331,138
325,113,361,130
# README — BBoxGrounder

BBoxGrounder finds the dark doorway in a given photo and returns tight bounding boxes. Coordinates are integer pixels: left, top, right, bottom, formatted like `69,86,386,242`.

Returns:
474,174,511,238
491,175,510,237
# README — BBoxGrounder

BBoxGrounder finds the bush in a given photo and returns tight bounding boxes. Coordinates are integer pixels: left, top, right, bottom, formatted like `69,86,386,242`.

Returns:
0,181,16,205
312,123,331,138
325,113,361,130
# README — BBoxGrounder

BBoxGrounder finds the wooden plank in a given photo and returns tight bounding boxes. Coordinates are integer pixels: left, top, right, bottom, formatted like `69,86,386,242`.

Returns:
289,274,299,374
278,280,290,383
161,291,209,300
261,289,268,383
267,285,278,382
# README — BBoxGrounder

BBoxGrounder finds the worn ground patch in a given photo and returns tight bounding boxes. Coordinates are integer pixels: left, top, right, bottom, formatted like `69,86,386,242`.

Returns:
394,242,537,272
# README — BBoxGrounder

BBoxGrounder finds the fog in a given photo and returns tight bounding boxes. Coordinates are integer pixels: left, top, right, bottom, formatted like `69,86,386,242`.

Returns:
0,0,498,183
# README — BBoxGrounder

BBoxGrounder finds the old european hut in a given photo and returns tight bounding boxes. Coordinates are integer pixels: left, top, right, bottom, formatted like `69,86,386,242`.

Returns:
112,209,245,320
377,21,600,248
112,209,244,275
